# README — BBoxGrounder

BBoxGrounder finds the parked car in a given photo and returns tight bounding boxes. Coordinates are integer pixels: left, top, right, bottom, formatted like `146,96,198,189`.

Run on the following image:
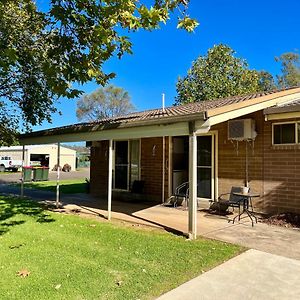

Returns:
0,156,22,172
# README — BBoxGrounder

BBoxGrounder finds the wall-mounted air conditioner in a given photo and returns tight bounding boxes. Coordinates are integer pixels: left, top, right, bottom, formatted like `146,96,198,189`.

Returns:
228,119,257,140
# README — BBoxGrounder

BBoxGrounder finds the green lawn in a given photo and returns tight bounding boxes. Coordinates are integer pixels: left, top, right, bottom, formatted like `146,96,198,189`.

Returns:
23,179,88,194
0,196,243,300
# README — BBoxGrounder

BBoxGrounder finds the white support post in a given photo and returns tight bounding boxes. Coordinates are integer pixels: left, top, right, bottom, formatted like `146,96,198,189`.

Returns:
168,137,173,198
245,141,249,188
188,133,197,240
162,136,165,203
56,142,61,208
21,145,25,198
107,139,113,221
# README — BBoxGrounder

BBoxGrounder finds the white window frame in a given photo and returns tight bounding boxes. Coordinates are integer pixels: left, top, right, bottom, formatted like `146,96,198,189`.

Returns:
196,131,218,202
128,139,141,189
272,121,298,145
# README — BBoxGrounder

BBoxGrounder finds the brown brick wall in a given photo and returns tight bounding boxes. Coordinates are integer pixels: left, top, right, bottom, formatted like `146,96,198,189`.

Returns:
90,141,109,196
212,111,265,211
141,137,163,199
213,112,300,214
263,118,300,213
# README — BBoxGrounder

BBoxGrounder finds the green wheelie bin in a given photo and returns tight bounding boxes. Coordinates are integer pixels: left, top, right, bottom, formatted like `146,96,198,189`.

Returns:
23,167,32,182
42,167,50,181
32,167,43,181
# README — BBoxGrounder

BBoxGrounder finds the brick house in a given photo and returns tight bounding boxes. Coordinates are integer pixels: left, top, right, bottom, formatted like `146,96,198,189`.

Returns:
20,87,300,238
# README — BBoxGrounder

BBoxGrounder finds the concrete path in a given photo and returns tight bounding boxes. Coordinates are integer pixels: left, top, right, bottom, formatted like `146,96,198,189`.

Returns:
157,249,300,300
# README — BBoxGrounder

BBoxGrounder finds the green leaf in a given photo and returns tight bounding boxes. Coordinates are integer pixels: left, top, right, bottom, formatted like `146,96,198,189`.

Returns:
177,17,199,32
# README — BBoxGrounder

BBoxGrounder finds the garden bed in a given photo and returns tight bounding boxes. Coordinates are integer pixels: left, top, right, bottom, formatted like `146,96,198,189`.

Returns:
261,212,300,229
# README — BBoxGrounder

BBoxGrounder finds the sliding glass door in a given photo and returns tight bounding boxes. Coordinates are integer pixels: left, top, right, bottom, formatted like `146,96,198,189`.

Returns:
197,135,214,199
114,140,140,190
129,140,140,185
114,141,129,190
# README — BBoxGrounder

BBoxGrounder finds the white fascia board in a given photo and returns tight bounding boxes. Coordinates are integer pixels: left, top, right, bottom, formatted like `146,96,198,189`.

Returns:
205,93,300,127
265,112,300,121
20,122,190,145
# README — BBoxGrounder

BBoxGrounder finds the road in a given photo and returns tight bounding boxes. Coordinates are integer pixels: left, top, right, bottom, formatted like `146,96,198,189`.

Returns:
0,168,90,184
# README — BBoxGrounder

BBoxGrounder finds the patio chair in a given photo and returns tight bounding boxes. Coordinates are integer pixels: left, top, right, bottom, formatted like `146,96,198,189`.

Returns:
173,182,189,207
164,182,200,208
216,186,250,215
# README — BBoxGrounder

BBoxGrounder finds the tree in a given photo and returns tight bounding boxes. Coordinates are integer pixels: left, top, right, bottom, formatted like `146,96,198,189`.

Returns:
76,85,135,122
257,70,277,92
0,0,197,145
276,52,300,88
0,0,56,146
175,44,271,104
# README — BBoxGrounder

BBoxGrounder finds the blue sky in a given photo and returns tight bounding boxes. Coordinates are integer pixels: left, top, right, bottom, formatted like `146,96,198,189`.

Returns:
34,0,300,131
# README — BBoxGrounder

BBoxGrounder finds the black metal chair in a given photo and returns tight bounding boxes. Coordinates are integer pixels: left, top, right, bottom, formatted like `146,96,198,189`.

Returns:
220,186,250,212
213,186,249,215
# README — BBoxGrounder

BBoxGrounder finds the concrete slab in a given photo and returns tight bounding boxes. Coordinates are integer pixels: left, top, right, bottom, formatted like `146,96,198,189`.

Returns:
157,249,300,300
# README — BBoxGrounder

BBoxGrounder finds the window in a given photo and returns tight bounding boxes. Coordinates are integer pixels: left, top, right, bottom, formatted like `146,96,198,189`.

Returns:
113,140,140,190
273,123,297,145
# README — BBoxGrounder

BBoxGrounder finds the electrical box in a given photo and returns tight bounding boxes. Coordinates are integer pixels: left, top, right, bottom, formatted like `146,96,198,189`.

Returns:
228,119,257,140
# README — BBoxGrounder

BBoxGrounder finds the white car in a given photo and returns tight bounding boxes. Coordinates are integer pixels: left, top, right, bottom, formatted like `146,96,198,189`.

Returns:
0,156,22,172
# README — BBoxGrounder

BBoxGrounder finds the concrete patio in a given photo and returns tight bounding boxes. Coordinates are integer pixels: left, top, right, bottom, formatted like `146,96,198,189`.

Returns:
60,196,300,260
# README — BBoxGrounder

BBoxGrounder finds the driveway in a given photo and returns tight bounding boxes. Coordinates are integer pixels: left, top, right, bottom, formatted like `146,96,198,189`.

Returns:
157,249,300,300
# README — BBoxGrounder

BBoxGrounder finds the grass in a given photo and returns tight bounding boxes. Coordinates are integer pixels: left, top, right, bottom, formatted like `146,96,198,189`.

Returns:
0,171,18,175
0,196,243,300
23,179,87,194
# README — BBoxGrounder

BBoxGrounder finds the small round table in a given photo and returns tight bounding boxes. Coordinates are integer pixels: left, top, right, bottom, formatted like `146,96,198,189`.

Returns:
232,192,260,226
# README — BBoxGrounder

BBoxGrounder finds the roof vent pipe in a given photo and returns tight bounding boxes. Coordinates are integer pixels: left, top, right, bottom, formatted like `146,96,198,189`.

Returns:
162,93,165,113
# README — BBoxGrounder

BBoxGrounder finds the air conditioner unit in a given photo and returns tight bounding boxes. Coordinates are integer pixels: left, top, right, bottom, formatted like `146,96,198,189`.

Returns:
228,119,257,140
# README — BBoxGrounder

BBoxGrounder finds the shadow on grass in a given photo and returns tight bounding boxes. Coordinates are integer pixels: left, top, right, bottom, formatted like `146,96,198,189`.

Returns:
24,182,88,194
0,196,55,235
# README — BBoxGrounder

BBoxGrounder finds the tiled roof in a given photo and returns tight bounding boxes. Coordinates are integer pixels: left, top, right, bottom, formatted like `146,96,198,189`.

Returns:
85,90,274,126
280,99,300,107
21,87,300,138
264,98,300,114
50,90,278,132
